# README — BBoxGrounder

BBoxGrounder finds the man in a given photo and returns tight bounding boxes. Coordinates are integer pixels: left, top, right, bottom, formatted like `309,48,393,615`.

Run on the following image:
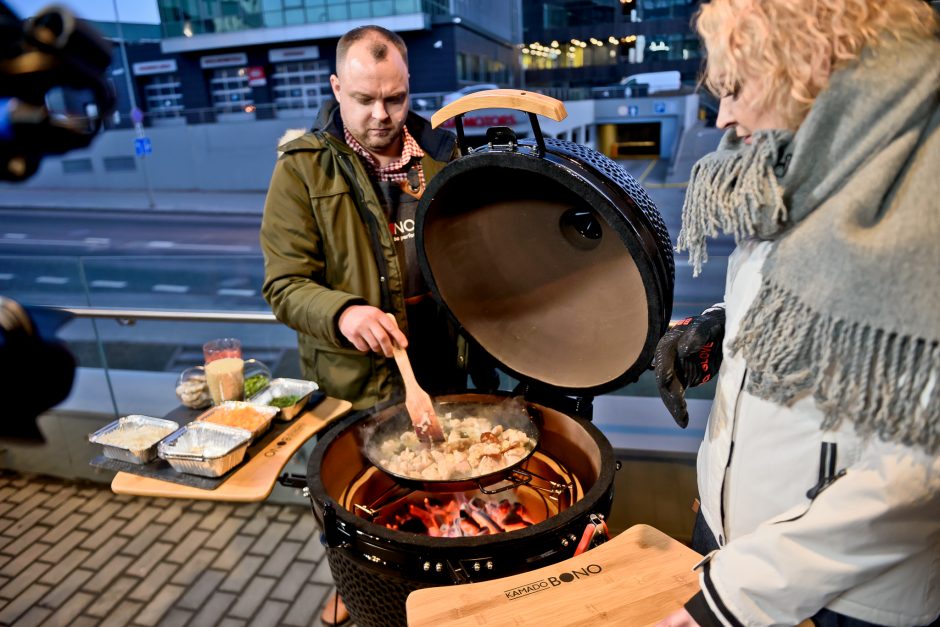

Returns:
261,25,484,625
261,25,474,410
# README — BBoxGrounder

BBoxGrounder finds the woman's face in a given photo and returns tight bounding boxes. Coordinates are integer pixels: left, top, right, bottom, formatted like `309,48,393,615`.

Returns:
715,79,789,143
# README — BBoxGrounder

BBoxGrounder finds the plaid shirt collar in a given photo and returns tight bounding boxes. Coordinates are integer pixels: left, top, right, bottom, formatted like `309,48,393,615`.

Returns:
343,124,424,183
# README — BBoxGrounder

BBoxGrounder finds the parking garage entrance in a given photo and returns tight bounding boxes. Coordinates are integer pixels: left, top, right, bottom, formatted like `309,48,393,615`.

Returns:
599,122,662,159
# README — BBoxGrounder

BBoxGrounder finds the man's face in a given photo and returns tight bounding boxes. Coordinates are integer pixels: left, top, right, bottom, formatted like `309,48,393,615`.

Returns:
330,39,410,157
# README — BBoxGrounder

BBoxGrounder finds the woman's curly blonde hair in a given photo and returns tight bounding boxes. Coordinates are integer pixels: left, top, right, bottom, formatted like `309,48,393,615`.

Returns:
696,0,939,129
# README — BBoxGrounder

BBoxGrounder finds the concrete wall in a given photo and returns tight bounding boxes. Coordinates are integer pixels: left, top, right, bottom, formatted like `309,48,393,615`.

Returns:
22,94,696,191
24,117,300,191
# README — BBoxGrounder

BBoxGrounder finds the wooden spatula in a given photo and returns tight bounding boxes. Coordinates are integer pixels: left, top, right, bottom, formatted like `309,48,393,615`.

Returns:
386,313,445,444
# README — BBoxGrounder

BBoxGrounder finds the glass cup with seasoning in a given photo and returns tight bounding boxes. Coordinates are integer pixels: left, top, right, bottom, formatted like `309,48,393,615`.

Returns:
203,338,244,404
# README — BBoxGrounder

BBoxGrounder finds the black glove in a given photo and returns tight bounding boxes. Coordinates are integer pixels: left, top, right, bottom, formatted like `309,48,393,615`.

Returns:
654,307,725,428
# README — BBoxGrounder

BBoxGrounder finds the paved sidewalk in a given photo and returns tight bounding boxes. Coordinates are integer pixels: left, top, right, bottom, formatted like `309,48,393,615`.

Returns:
0,471,349,627
0,187,266,216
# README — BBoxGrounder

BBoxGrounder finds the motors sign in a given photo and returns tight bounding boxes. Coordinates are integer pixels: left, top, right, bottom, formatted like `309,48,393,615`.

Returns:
440,113,521,131
132,59,177,76
200,53,248,69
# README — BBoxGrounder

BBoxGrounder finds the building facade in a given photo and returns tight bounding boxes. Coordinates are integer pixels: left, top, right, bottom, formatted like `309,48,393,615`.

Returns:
521,0,702,89
115,0,522,126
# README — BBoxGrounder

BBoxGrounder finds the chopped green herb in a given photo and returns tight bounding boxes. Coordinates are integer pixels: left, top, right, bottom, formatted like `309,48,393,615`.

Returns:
270,394,302,408
244,374,269,398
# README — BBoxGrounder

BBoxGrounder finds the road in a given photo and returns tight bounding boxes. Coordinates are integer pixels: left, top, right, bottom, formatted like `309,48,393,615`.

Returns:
0,208,267,311
0,159,733,319
0,208,260,256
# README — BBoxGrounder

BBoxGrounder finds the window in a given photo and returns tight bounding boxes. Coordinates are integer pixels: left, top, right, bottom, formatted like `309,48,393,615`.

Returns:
62,158,93,173
210,67,253,114
272,60,330,115
143,74,184,119
103,156,137,172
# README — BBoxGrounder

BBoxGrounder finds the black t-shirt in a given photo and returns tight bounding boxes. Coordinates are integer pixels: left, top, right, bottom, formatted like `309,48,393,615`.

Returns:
372,177,464,394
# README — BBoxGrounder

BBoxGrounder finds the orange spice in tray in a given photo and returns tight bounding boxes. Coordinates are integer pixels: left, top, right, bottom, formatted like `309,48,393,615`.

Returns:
197,403,275,440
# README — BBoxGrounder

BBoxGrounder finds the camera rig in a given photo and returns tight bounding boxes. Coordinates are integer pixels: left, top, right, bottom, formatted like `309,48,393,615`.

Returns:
0,2,115,181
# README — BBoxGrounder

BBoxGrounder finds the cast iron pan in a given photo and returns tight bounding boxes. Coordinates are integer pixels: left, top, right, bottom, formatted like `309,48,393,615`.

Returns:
360,397,541,493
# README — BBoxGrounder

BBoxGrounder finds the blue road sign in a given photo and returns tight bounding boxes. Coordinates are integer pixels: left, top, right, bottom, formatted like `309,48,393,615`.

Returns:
627,105,639,117
654,101,667,114
134,137,152,156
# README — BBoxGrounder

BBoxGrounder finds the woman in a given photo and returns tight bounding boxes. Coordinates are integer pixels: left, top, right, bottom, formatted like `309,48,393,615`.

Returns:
654,1,940,625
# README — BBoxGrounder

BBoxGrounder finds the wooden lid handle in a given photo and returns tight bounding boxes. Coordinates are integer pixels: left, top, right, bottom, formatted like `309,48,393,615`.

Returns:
430,89,567,129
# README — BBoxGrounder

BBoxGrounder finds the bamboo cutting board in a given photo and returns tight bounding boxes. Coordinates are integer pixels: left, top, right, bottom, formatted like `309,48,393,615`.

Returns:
109,396,351,502
407,524,700,627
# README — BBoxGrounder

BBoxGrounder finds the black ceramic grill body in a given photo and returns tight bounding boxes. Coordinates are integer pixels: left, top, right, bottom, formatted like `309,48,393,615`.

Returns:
305,120,673,627
415,135,674,396
307,393,616,627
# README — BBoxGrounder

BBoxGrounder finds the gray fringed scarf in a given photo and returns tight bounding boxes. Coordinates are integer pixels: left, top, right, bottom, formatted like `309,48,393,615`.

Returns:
678,35,940,453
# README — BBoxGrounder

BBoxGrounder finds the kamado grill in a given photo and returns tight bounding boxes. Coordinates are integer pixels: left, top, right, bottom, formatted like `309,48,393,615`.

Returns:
306,91,675,627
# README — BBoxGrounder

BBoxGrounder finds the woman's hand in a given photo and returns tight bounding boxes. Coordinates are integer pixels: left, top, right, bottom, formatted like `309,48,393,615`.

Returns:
655,608,701,627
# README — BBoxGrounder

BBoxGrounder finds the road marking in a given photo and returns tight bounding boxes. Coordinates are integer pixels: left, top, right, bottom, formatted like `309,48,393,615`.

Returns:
0,273,13,280
0,238,105,247
152,284,189,293
646,181,688,189
84,237,111,245
217,288,256,297
4,233,26,239
134,241,253,253
91,280,127,289
36,276,69,285
637,158,659,184
161,243,254,253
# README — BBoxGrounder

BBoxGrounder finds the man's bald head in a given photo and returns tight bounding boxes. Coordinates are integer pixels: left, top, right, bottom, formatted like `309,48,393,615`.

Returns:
330,25,411,161
336,25,408,76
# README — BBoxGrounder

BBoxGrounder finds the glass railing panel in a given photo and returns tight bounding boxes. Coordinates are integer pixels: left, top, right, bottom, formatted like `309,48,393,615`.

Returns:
1,237,731,474
1,255,92,307
80,255,268,310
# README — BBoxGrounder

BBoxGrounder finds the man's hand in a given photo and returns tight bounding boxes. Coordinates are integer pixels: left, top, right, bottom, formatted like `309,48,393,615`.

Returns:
654,307,725,428
655,608,701,627
338,305,408,358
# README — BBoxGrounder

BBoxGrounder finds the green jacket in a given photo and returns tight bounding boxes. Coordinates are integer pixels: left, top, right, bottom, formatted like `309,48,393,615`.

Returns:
260,102,462,409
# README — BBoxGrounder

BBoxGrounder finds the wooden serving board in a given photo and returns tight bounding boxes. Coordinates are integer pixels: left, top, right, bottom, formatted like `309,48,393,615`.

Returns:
90,395,326,490
407,524,700,627
110,396,351,502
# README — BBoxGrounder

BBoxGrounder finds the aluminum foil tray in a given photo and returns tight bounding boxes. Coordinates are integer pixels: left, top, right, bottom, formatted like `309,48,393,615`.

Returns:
249,378,319,421
157,421,251,477
195,401,277,442
88,415,179,465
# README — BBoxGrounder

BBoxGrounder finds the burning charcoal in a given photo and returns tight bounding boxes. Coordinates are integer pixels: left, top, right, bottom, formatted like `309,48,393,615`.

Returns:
512,502,536,524
469,507,504,533
497,499,512,516
501,511,531,527
471,510,502,533
459,510,483,532
408,504,435,527
398,517,428,534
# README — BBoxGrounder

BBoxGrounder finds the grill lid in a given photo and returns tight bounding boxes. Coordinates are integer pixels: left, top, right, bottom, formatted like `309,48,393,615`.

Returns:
417,91,674,396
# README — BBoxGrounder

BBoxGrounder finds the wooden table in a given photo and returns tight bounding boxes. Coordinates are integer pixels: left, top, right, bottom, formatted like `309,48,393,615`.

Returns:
407,524,701,627
110,395,351,502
